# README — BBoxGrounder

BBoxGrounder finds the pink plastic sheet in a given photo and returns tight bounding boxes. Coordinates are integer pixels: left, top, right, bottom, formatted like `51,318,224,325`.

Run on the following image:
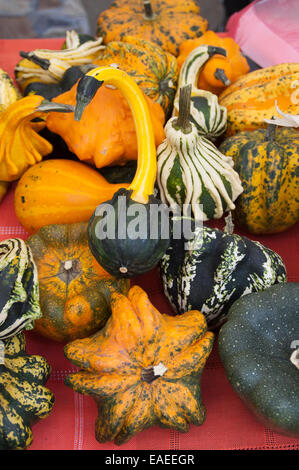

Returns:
226,0,299,67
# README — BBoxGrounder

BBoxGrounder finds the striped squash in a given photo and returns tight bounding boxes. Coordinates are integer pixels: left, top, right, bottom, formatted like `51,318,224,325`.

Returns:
160,223,287,329
0,68,21,114
0,238,42,341
218,63,299,136
219,124,299,234
93,36,178,119
173,45,228,139
0,333,54,449
157,86,243,222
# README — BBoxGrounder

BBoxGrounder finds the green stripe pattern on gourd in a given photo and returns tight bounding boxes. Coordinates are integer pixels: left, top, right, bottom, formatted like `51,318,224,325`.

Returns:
0,332,54,450
0,238,42,340
173,45,227,139
160,224,287,329
157,117,243,221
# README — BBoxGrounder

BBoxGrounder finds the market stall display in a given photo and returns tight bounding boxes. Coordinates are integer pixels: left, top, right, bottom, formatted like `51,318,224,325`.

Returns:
0,1,298,451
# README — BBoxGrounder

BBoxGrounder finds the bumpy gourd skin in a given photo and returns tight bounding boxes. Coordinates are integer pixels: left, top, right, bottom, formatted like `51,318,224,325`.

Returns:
0,333,54,450
46,82,165,169
96,0,208,56
219,126,299,234
218,63,299,136
64,286,214,445
26,222,129,342
218,283,299,437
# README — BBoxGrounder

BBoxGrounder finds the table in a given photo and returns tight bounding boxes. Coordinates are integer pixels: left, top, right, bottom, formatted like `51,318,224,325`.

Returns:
1,38,299,451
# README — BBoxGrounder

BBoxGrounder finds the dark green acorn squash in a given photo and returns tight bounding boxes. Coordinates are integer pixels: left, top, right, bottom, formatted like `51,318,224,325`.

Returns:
160,221,287,328
88,188,170,278
99,161,137,184
0,333,54,449
218,283,299,437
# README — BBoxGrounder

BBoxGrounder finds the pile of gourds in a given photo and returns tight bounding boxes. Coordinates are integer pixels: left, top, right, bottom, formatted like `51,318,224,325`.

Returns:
0,0,298,449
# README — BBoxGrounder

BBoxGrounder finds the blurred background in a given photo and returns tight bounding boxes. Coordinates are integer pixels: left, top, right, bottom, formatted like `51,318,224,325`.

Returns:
0,0,252,39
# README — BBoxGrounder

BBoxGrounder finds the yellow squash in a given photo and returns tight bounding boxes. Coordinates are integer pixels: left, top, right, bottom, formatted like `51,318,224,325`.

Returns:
219,63,299,136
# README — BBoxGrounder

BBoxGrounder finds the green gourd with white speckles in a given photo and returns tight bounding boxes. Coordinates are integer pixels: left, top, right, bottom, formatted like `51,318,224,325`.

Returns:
160,222,287,328
218,283,299,437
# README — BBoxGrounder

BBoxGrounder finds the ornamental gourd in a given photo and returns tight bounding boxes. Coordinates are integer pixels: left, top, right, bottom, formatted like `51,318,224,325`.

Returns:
0,333,54,449
64,285,214,445
14,159,130,234
160,221,287,328
218,283,299,437
219,123,299,234
218,63,299,136
157,85,243,222
73,66,170,277
23,65,90,101
46,73,165,169
0,95,73,182
14,31,104,93
176,31,250,95
0,68,21,113
0,238,42,341
93,36,178,119
0,69,21,198
173,45,228,139
26,222,130,342
97,0,208,57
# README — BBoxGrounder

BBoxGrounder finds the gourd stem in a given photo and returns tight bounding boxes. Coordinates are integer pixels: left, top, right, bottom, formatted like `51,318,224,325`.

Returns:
143,1,155,20
173,85,192,134
266,122,277,142
75,66,157,204
214,68,231,86
20,51,50,71
290,348,299,370
141,366,158,384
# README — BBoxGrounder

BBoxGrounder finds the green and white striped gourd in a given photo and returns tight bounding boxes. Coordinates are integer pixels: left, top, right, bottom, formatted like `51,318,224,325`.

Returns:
0,238,42,340
0,332,54,449
173,45,228,139
160,221,287,329
157,85,243,222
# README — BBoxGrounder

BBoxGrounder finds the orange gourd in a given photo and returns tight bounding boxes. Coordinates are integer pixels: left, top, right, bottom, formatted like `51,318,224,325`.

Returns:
177,31,250,95
97,0,208,57
46,81,165,169
14,159,129,234
26,222,129,342
218,63,299,136
0,95,52,182
64,285,214,445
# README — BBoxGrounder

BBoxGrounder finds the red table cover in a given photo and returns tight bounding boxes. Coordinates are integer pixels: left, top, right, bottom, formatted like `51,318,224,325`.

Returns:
1,38,299,451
